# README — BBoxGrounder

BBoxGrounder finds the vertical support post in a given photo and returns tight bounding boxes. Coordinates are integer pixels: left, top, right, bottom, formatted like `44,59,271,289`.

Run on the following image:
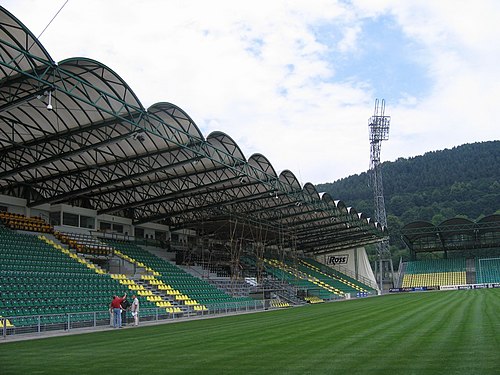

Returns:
368,99,392,292
354,247,359,279
379,257,383,293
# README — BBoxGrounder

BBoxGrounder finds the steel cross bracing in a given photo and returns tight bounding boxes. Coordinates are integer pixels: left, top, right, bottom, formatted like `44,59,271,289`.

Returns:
368,99,391,251
401,217,500,254
22,145,200,206
0,7,384,253
369,99,390,229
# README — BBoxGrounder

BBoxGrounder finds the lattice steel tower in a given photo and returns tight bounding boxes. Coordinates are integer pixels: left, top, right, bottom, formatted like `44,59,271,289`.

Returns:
368,99,393,291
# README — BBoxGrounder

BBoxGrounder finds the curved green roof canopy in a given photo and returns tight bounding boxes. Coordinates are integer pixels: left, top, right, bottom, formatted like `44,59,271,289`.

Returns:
0,6,386,254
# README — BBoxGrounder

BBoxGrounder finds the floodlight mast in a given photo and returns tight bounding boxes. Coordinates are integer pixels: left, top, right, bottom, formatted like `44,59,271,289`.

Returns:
368,99,393,292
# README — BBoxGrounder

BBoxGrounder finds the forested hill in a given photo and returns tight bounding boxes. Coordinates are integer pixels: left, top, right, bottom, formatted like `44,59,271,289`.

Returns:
316,140,500,257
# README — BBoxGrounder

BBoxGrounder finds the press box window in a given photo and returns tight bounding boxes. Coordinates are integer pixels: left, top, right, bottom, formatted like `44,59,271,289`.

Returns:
135,227,145,238
100,222,112,231
62,212,79,227
50,212,61,226
113,224,123,233
80,215,95,229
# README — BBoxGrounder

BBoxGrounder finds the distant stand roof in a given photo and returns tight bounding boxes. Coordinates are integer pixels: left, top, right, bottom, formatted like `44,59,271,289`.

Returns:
401,215,500,257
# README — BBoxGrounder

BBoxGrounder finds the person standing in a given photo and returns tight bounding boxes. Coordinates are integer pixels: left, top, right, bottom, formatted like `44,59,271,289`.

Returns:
110,293,127,328
121,297,131,326
109,296,116,327
131,294,139,326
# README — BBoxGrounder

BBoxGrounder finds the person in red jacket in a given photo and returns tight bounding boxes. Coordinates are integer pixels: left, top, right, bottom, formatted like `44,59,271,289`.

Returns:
110,293,127,328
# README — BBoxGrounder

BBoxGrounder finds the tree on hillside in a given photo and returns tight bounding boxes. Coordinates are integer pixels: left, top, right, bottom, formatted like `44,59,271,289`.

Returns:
316,140,500,267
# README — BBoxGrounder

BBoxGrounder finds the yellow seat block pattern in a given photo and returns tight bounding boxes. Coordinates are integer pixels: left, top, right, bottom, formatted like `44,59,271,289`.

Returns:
0,317,14,328
174,294,189,301
402,272,466,287
304,296,324,304
166,307,183,314
147,295,162,302
270,300,291,308
110,274,127,280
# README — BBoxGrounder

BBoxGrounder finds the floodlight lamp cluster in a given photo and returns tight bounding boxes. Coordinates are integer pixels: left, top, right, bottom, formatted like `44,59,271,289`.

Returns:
268,191,279,199
37,90,53,110
46,91,53,110
132,131,146,142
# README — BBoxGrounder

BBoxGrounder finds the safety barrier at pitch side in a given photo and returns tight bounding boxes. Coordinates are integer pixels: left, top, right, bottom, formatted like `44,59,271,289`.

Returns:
1,299,284,339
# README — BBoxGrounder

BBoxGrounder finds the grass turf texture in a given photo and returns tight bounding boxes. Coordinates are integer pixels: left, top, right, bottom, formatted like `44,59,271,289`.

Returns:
1,289,499,375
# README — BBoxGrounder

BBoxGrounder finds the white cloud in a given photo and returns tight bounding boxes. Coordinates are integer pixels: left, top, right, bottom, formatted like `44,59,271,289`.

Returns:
3,0,500,185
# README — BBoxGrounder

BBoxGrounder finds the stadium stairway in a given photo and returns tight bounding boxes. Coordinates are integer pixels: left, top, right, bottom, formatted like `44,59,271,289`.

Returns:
261,278,306,305
111,248,195,313
466,258,476,284
106,240,258,311
181,264,254,298
263,258,341,300
136,275,197,314
301,258,375,293
109,273,187,316
297,259,367,295
240,256,303,304
108,250,196,316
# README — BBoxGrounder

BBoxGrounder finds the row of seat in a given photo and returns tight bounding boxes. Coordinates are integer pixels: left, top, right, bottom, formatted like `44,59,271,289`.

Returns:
0,282,119,296
0,263,94,273
1,274,119,283
402,272,466,287
405,258,466,274
0,212,45,223
0,212,53,234
55,232,113,256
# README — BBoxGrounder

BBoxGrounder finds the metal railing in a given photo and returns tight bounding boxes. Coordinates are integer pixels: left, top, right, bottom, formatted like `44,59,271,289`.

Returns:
1,300,275,339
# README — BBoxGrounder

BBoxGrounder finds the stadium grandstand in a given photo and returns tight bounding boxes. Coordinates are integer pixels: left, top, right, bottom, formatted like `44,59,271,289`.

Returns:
0,6,386,336
395,215,500,291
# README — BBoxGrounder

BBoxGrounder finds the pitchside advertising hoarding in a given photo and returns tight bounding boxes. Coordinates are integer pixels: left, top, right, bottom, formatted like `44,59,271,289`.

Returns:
390,283,500,293
389,286,439,293
326,254,348,265
443,283,500,290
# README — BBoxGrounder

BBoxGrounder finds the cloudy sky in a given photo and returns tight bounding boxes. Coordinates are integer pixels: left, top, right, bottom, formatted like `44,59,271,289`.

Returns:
4,1,500,184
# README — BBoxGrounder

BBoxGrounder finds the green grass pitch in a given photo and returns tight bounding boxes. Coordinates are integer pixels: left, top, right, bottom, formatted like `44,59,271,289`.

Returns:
1,289,499,374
